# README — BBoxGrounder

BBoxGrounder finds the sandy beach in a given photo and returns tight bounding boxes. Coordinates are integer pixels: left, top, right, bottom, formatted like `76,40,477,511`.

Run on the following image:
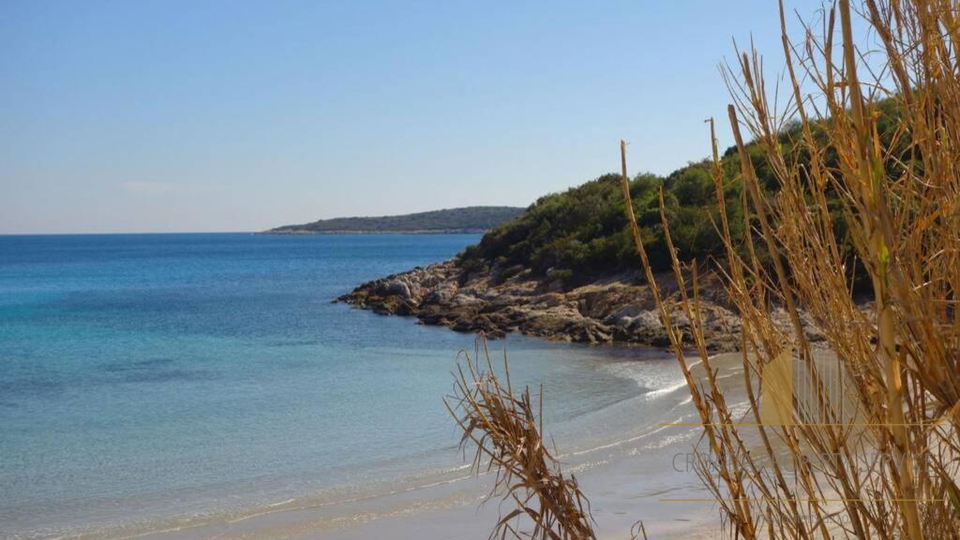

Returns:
106,353,748,540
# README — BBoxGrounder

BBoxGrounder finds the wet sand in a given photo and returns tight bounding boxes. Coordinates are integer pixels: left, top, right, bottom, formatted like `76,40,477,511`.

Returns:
121,353,749,540
122,423,718,540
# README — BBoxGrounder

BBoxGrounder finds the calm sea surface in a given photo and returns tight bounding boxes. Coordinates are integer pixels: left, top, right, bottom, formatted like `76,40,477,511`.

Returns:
0,233,681,539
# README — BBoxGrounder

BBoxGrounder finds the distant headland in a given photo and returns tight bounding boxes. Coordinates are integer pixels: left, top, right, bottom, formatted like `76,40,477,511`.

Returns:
261,206,525,234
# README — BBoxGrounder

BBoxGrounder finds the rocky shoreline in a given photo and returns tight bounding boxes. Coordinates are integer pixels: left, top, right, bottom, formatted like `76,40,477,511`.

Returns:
338,259,832,352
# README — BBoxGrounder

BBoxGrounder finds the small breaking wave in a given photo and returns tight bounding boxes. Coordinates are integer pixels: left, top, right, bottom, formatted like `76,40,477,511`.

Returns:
598,360,688,400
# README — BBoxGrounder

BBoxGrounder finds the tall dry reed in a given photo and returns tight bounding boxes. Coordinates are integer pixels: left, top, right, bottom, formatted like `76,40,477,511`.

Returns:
616,0,960,538
445,341,597,540
450,1,959,538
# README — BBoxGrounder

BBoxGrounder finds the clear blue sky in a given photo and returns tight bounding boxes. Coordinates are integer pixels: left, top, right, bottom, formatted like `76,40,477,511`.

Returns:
1,0,828,233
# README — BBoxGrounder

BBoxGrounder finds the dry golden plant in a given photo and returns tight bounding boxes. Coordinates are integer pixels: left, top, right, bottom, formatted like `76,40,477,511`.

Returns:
616,0,960,539
445,340,597,540
449,1,959,539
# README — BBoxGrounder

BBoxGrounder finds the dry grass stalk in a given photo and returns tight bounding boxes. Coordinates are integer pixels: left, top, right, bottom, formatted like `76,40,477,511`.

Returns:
617,0,960,538
445,340,597,540
629,521,649,540
450,1,959,538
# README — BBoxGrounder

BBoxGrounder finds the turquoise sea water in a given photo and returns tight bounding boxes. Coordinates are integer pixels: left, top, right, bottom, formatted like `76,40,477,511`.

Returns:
0,233,681,539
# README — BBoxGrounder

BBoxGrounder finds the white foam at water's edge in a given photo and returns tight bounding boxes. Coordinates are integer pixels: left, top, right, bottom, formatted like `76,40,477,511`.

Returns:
598,360,688,399
644,380,690,399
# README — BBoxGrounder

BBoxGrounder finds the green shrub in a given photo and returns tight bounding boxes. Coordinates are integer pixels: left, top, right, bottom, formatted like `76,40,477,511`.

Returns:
457,101,903,286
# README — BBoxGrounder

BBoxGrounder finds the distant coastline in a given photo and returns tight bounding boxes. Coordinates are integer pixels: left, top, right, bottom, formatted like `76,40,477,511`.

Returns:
262,206,523,235
259,228,491,235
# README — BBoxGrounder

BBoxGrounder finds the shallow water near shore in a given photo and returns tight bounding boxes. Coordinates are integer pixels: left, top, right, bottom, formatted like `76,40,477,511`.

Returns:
0,233,689,540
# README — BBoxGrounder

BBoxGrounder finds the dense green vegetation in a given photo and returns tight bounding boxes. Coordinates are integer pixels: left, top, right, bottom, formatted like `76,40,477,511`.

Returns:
460,99,906,286
266,206,525,233
458,165,734,281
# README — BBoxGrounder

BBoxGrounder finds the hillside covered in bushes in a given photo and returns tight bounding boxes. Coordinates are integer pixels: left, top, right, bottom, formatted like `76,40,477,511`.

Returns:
343,100,906,346
459,98,905,286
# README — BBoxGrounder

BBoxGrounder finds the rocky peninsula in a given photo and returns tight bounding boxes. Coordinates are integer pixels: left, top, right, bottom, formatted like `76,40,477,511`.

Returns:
338,258,831,352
